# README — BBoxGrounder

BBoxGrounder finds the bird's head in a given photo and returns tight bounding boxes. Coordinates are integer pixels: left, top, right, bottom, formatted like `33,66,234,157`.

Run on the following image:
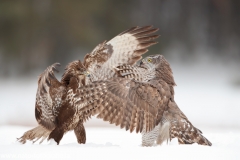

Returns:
140,54,176,86
140,55,162,70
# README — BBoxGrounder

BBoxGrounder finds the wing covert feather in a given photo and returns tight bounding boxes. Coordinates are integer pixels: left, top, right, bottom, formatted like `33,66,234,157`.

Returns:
75,78,164,133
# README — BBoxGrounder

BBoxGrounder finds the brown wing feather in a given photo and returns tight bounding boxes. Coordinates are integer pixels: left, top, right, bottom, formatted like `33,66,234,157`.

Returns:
35,63,65,130
83,26,159,81
75,78,165,133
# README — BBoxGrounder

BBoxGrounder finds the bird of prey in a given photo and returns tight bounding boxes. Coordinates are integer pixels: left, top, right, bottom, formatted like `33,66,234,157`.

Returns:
18,61,91,144
18,26,159,144
115,55,212,146
72,54,211,147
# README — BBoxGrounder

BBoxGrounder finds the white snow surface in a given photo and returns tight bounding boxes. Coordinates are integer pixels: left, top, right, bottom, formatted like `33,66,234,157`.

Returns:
0,126,240,160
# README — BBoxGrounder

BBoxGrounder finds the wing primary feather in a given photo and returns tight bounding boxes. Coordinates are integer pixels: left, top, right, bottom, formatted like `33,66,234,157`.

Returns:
134,28,159,37
139,111,144,133
129,103,137,133
52,67,59,73
137,35,160,42
128,26,153,35
118,26,139,36
137,41,158,49
135,110,141,133
133,49,148,56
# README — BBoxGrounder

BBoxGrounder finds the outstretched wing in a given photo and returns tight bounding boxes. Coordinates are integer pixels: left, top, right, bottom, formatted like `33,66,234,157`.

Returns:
83,26,159,81
35,63,66,130
73,78,167,133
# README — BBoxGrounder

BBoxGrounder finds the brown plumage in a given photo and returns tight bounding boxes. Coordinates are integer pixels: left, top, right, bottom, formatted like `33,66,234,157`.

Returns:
116,55,212,146
83,25,159,81
70,55,174,137
47,26,159,144
18,61,90,144
73,78,165,133
18,26,211,147
161,101,211,146
18,26,159,145
57,54,211,147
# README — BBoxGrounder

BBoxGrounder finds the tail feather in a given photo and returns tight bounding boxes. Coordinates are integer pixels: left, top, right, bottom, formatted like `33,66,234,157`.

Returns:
17,125,51,144
166,101,212,146
170,121,212,146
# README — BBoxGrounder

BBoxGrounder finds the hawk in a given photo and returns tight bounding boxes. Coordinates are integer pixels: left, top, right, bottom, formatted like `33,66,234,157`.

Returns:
115,55,212,146
73,55,212,146
18,26,159,144
18,61,91,144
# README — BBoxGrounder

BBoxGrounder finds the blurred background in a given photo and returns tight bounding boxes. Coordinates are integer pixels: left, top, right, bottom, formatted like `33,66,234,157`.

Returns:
0,0,239,129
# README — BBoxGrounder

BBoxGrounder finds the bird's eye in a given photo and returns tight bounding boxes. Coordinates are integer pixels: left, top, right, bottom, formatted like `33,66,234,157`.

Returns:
147,58,152,63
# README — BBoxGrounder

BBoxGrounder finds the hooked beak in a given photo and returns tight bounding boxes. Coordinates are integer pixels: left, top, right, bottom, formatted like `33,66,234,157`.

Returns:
140,60,147,69
84,71,91,78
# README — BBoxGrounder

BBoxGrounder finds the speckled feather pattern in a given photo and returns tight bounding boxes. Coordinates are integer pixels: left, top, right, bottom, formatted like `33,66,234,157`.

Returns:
84,26,159,82
18,26,211,147
18,26,160,145
116,55,211,146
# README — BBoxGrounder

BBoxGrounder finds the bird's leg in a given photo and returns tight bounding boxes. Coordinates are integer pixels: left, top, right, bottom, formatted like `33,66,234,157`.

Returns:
48,127,64,145
74,120,86,144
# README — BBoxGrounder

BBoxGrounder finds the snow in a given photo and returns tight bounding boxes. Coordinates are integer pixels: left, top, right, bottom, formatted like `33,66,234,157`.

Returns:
0,126,240,160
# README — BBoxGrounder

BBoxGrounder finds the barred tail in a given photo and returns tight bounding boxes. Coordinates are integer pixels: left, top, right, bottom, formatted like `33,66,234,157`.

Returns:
17,125,51,144
166,101,212,146
171,126,212,146
170,122,212,146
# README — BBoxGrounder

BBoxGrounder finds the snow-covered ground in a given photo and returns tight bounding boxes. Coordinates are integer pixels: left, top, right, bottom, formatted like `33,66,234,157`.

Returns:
0,126,239,160
0,59,240,159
